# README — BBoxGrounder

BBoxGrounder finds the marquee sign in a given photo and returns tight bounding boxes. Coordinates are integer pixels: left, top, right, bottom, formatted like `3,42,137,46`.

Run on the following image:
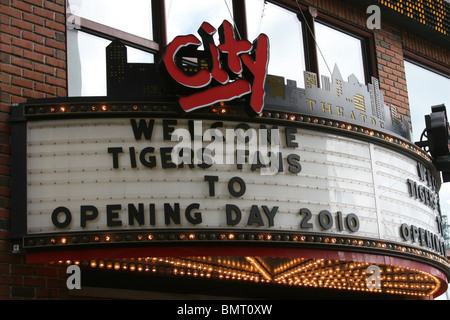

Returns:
11,113,447,259
8,20,450,290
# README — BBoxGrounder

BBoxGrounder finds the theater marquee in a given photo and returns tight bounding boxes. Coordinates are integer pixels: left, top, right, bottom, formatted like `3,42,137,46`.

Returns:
10,106,446,257
8,19,449,297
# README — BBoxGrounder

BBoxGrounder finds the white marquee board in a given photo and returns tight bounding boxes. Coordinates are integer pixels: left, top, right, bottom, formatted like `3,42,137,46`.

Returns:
25,118,445,255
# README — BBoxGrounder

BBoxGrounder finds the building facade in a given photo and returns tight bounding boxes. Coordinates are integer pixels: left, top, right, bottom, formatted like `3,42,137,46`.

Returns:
1,0,450,300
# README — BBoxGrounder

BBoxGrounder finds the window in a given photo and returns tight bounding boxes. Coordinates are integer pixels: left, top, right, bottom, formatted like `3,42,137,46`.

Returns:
246,0,306,87
67,30,154,97
314,21,366,84
67,0,154,40
66,0,158,97
66,0,374,97
405,60,450,254
404,60,450,142
165,0,233,44
67,30,109,96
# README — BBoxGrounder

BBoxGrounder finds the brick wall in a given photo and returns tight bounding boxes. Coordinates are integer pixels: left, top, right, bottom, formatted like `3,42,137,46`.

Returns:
0,0,70,299
374,24,410,119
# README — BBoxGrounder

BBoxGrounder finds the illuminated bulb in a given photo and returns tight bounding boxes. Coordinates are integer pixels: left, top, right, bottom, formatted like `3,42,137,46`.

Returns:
101,105,107,111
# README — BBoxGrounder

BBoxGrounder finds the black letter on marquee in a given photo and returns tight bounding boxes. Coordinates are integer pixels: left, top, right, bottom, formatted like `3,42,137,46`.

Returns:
140,147,157,168
149,203,156,226
130,119,155,140
400,223,410,241
81,205,99,228
164,203,180,225
247,205,264,226
128,203,144,226
346,213,360,232
262,206,278,227
411,225,419,243
228,177,246,197
226,204,241,226
108,147,123,169
160,147,176,169
299,208,313,229
107,204,122,227
318,210,333,230
287,154,301,173
51,207,72,228
185,203,202,224
285,127,298,147
204,175,219,196
163,120,177,140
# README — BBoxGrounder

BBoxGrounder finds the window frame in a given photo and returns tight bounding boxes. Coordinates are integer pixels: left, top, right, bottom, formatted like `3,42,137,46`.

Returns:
257,0,377,84
403,56,450,141
65,0,377,90
311,12,377,85
403,50,450,79
66,0,166,56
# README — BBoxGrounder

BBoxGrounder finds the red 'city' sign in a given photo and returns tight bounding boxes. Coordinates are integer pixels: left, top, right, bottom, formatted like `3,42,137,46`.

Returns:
163,20,270,114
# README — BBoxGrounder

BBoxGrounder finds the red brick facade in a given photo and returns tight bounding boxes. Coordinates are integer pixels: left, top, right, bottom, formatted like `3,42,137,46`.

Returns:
0,0,72,299
0,0,448,299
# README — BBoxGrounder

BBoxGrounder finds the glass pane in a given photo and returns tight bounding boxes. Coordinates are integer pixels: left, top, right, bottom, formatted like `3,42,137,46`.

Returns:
404,61,450,142
246,0,306,87
165,0,233,44
67,0,153,40
314,22,366,84
67,30,154,97
404,60,450,254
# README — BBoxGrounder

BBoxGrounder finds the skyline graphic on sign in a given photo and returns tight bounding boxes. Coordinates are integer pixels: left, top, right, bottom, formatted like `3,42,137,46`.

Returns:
264,65,411,141
105,35,411,141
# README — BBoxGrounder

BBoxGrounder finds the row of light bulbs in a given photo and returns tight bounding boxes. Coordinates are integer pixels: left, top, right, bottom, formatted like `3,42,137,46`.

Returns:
54,255,442,297
24,102,432,163
27,231,449,270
